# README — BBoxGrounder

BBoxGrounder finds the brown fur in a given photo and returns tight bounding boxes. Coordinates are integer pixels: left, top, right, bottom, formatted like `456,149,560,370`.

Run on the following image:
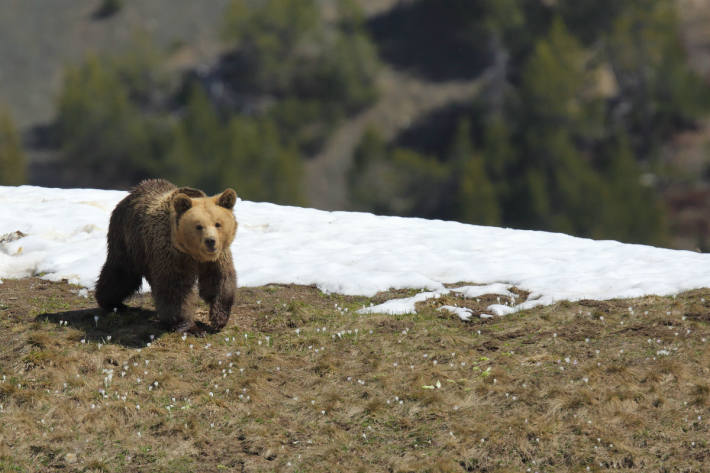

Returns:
95,179,238,332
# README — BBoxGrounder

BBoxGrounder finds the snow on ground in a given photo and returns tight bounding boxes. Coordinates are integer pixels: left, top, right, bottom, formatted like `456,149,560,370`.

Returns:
359,290,447,316
357,283,515,317
438,305,475,321
2,185,710,319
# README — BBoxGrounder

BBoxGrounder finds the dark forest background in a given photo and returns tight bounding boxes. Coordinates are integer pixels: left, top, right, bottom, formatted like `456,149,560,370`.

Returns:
2,0,710,249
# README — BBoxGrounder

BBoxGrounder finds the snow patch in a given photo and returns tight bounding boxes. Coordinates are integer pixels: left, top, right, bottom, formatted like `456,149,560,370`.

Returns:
358,290,448,315
1,185,710,316
451,283,514,299
487,304,517,316
438,305,473,321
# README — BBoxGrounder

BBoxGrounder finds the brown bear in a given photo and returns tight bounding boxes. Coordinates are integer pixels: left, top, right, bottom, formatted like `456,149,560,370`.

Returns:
95,179,238,333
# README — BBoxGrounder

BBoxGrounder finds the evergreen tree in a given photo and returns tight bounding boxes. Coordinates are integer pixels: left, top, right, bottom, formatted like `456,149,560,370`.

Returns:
222,0,379,114
348,129,396,215
449,119,500,225
0,109,26,185
599,134,667,244
480,114,518,218
511,18,609,236
223,0,322,94
168,86,304,203
606,0,710,156
387,148,449,218
457,154,501,226
111,34,173,108
519,18,603,139
167,85,226,192
223,116,304,205
348,129,448,218
541,129,606,237
55,54,171,188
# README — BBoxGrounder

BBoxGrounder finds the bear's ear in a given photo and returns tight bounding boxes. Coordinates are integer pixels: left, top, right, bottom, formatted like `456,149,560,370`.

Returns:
173,193,193,216
215,188,237,210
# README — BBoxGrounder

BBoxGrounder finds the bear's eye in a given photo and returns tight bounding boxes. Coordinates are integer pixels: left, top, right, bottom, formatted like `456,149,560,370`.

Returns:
196,225,203,231
215,222,221,228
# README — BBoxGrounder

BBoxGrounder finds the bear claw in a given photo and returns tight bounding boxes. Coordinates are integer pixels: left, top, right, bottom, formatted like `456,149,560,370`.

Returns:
173,320,209,337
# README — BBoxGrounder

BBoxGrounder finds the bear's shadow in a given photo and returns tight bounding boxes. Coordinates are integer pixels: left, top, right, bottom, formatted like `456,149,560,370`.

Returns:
35,306,210,348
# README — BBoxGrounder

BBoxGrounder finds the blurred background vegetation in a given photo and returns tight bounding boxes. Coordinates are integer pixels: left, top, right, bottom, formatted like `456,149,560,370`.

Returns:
2,0,710,249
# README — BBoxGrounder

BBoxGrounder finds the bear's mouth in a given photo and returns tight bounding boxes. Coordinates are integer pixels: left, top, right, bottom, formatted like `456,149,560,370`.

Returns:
202,246,219,260
203,239,218,256
195,250,220,263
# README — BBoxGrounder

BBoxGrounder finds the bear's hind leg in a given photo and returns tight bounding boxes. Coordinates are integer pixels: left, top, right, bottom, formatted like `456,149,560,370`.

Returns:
95,262,142,312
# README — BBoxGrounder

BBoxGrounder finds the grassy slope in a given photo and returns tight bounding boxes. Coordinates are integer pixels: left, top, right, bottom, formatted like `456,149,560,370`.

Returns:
1,278,710,472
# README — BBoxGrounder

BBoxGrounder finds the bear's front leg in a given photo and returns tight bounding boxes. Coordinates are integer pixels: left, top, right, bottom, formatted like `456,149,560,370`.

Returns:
198,250,236,331
151,276,198,333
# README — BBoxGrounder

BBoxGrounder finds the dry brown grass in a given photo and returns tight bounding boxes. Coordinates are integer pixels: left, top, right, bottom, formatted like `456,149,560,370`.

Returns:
1,278,710,472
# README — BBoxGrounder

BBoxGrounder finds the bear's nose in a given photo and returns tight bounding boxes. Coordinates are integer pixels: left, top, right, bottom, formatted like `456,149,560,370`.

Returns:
205,238,216,251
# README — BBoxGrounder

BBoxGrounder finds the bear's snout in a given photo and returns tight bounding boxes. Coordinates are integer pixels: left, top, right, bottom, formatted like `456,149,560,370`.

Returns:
205,237,217,251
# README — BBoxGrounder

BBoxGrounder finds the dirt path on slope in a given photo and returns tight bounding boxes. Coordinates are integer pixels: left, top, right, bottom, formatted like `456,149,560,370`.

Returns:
304,66,483,210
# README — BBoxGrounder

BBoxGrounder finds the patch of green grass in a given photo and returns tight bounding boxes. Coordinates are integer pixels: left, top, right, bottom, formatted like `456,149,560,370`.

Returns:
0,457,24,473
30,295,73,315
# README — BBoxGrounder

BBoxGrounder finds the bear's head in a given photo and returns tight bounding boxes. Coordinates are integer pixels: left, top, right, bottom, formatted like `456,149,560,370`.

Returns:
171,188,238,262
